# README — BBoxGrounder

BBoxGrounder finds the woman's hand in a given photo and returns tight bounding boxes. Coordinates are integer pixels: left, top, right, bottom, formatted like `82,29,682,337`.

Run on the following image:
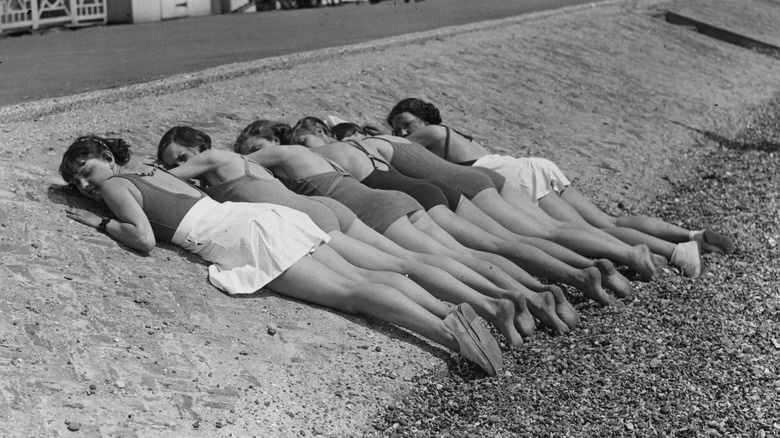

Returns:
362,123,390,137
65,209,102,230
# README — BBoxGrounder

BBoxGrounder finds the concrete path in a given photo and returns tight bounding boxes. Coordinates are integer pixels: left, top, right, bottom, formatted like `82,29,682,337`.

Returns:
0,0,595,107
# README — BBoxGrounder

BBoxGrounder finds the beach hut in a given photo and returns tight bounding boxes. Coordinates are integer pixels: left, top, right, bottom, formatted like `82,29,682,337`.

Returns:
105,0,211,24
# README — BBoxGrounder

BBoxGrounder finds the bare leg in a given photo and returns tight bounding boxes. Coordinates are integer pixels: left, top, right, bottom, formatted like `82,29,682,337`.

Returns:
408,212,572,333
430,205,617,307
558,187,735,254
324,231,524,346
558,186,689,239
471,189,658,280
267,254,458,352
501,182,649,249
382,216,540,336
534,189,678,260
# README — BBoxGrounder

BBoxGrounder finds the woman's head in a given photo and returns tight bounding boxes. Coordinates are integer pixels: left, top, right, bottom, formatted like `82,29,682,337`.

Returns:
157,126,212,168
331,122,364,141
287,117,333,148
234,120,291,155
386,98,442,137
60,135,132,201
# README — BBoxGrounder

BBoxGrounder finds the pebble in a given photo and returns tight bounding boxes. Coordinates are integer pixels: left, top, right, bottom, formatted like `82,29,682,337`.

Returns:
488,415,502,424
660,406,671,414
649,359,662,368
267,327,277,336
67,422,80,431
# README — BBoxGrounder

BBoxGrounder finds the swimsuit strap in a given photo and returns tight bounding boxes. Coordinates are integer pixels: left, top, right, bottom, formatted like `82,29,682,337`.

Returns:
443,126,451,160
366,136,395,145
344,139,390,170
441,125,475,161
444,125,474,142
243,156,275,177
320,155,351,176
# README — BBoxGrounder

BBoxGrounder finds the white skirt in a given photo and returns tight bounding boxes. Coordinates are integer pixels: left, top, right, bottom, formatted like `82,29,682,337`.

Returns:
473,155,571,204
173,199,330,295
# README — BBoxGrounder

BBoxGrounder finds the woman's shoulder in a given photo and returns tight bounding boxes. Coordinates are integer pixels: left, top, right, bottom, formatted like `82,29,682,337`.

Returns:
411,125,446,144
201,148,235,163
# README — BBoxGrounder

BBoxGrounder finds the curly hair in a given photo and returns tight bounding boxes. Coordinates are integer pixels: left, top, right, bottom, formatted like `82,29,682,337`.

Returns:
386,98,442,126
60,135,133,183
286,117,333,145
233,120,292,153
157,126,212,165
331,122,364,141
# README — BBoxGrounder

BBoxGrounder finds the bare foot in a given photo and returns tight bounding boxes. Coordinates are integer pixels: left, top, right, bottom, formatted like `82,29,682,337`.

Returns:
626,244,657,281
574,266,619,305
544,285,580,329
481,298,524,348
511,295,537,338
525,291,571,334
595,259,633,299
652,253,668,268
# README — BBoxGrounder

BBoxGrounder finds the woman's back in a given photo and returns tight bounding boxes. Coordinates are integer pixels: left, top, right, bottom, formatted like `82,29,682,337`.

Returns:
204,156,342,233
111,165,207,242
406,125,489,164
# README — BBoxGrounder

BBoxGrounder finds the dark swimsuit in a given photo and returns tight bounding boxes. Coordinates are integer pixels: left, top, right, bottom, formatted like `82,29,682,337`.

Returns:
200,156,354,233
282,161,423,234
373,136,503,199
111,168,207,242
345,139,461,211
441,126,505,190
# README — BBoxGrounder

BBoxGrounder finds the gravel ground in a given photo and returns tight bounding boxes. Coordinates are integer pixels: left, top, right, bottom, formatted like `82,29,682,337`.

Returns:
367,94,780,438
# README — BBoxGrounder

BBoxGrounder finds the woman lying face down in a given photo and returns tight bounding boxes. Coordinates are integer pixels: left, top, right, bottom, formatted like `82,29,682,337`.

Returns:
157,125,553,348
386,97,735,260
60,134,504,376
234,119,590,333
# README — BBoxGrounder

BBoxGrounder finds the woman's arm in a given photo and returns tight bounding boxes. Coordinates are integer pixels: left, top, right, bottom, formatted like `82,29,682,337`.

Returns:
166,149,223,180
362,122,391,137
66,178,156,252
245,147,297,168
405,126,444,149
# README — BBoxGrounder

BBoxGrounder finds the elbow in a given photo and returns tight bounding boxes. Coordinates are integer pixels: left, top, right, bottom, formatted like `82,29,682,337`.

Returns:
136,236,157,253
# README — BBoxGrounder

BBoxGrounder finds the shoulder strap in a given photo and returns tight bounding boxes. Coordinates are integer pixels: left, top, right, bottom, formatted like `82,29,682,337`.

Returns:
443,126,451,160
345,139,390,169
441,125,474,160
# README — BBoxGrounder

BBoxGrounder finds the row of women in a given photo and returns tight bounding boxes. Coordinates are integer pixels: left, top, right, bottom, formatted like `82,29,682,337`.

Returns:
60,98,736,376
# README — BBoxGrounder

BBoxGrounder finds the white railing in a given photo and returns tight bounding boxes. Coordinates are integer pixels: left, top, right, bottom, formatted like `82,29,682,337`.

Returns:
71,0,106,25
1,0,105,33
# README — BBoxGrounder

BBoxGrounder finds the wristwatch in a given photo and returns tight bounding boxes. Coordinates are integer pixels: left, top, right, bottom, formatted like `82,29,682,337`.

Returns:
97,217,112,233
